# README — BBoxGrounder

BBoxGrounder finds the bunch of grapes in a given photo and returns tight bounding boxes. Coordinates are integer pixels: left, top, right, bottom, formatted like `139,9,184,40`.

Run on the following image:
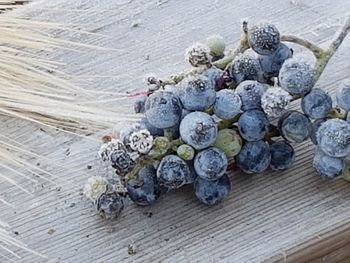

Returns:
84,21,350,219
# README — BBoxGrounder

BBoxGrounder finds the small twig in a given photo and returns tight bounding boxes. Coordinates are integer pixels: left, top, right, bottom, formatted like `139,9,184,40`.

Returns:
281,35,324,58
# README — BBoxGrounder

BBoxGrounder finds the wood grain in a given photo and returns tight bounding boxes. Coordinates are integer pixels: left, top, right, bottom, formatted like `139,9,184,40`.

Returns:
1,0,350,262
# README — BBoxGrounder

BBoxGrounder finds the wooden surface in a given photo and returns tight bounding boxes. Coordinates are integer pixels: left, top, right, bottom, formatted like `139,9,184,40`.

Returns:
1,0,350,262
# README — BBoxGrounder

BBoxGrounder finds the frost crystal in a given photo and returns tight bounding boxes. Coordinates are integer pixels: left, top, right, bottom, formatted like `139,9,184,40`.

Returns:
261,87,292,117
185,43,211,67
84,176,108,202
98,139,126,161
129,129,154,154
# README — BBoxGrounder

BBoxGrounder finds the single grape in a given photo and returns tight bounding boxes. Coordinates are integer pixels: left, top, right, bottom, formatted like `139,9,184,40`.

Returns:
316,119,350,158
110,147,135,175
278,111,311,143
235,140,271,174
261,87,292,118
134,95,147,113
309,118,329,145
238,110,269,141
96,192,124,219
129,129,153,154
126,165,161,206
301,88,332,119
248,22,280,55
279,58,315,95
258,43,292,78
336,79,350,111
145,91,182,129
269,141,295,171
99,140,135,175
179,75,216,111
227,54,262,84
213,89,242,120
185,42,211,67
194,147,228,181
157,154,191,189
180,112,217,150
214,128,242,158
194,174,231,206
177,144,195,161
236,80,266,111
206,34,226,60
313,148,345,179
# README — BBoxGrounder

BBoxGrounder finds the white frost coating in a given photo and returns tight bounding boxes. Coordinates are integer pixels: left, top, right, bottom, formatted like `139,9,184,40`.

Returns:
261,87,292,117
129,129,154,154
98,139,126,161
185,42,211,67
84,176,107,202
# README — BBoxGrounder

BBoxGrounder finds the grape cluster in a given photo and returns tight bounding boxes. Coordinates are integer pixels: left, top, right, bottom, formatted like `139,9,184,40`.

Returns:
84,21,350,219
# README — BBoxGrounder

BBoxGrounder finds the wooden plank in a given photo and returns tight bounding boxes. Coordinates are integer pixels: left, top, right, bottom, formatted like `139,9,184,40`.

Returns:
268,223,350,262
1,0,350,262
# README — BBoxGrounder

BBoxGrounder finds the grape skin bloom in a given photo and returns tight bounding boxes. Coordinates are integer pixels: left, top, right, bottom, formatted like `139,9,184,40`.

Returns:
213,89,242,120
194,147,228,181
194,174,231,206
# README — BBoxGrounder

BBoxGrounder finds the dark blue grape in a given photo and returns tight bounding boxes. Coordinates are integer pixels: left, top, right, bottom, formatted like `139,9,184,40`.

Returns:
238,110,269,141
248,22,280,55
145,91,182,129
96,192,124,219
194,147,228,181
316,119,350,158
179,75,216,111
279,58,314,95
227,54,262,84
157,155,190,189
258,43,292,78
278,111,311,143
213,89,242,120
127,165,161,206
180,112,217,150
313,148,344,179
236,80,265,111
301,88,332,119
235,140,271,174
194,174,231,205
269,141,295,171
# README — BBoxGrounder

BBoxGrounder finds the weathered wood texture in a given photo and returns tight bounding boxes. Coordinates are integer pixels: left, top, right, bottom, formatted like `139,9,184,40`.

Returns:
1,0,350,262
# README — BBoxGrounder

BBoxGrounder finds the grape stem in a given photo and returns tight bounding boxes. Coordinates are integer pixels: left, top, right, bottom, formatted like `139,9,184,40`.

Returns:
314,16,350,82
280,35,324,58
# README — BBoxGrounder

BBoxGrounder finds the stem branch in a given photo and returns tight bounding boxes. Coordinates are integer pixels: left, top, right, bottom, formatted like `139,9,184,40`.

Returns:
314,16,350,82
280,35,324,58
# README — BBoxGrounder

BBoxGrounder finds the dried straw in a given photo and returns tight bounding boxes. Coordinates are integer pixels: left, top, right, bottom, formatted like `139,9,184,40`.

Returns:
0,2,138,259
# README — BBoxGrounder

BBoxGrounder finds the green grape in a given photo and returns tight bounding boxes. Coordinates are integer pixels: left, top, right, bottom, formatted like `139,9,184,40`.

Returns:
214,128,242,158
177,144,195,161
